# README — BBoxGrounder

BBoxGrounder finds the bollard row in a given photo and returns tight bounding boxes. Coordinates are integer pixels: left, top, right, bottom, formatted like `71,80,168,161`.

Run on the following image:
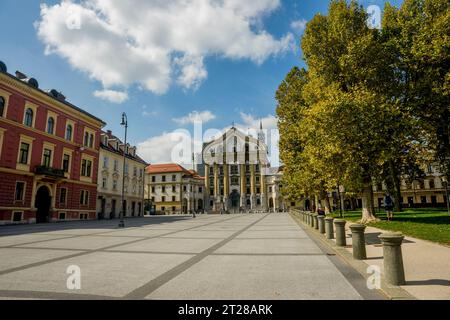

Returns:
296,210,406,287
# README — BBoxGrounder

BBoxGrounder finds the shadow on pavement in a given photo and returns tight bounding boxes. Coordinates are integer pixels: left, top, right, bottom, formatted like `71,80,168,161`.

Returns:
406,279,450,287
348,232,415,245
0,216,199,237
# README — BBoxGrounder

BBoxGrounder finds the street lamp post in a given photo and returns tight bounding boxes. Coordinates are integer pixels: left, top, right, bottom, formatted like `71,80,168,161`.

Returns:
119,112,128,228
443,176,450,213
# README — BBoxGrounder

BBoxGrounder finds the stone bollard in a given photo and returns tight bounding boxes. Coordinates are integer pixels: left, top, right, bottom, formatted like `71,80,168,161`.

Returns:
334,219,347,246
349,224,367,260
313,214,319,230
308,213,312,227
379,233,406,286
317,215,325,234
311,213,316,228
325,217,334,239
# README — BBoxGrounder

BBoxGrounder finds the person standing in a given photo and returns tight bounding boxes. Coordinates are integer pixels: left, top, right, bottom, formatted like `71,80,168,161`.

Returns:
384,193,394,221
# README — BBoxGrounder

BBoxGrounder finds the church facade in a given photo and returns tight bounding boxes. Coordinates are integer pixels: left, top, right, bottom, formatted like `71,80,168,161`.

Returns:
201,125,270,213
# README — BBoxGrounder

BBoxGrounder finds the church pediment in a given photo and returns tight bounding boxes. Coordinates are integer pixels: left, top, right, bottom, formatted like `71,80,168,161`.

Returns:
202,127,268,165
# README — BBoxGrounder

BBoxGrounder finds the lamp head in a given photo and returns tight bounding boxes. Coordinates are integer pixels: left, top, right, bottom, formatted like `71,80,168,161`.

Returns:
120,112,127,126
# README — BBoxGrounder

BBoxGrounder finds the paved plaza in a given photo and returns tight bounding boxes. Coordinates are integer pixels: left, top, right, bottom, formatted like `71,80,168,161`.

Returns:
0,213,383,300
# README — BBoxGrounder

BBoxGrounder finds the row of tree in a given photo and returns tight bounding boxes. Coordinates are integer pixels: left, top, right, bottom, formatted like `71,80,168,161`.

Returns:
276,0,449,222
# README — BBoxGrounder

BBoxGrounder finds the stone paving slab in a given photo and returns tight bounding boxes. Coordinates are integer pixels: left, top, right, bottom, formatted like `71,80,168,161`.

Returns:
109,237,224,254
215,238,324,255
96,229,175,237
236,230,310,239
160,230,236,239
0,234,72,246
0,214,381,300
147,255,362,300
0,248,84,271
18,235,144,250
0,252,194,298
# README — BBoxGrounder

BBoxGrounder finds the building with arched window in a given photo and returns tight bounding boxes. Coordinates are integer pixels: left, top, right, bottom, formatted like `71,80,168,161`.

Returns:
201,126,270,213
0,62,105,225
96,130,147,219
145,164,204,215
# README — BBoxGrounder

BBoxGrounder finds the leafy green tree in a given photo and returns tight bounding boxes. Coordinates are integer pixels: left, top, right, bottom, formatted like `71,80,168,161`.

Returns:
382,0,450,184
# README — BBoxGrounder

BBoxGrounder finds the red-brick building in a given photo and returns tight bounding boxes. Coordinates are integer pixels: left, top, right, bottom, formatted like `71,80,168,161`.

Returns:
0,61,105,224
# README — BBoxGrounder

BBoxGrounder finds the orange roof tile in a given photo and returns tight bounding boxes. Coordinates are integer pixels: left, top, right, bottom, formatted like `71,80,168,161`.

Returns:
146,164,205,180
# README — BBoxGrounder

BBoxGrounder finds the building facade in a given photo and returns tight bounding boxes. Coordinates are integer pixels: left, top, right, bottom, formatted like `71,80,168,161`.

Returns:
298,163,449,212
201,126,270,213
96,130,147,219
0,62,105,225
145,164,204,215
372,163,449,209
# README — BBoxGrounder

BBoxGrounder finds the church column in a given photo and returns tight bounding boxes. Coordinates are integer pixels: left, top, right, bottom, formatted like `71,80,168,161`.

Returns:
240,164,246,208
250,164,256,209
214,163,219,211
260,166,267,211
223,164,229,211
205,164,210,210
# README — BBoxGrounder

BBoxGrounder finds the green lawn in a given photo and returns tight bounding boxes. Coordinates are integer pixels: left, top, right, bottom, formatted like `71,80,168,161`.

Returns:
331,208,450,246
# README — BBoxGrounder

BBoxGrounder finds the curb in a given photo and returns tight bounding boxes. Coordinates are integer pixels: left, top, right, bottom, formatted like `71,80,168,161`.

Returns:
290,212,417,300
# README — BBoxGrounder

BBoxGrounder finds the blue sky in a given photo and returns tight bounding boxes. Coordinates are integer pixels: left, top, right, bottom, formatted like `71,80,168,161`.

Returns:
0,0,403,166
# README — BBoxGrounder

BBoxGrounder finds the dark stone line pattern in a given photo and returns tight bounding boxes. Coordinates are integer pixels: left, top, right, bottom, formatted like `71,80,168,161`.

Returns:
0,289,118,300
289,214,385,301
0,215,246,277
123,214,271,299
0,216,218,248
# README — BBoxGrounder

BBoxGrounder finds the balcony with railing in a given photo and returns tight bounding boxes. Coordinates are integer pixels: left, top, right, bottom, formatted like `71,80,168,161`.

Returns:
35,165,66,179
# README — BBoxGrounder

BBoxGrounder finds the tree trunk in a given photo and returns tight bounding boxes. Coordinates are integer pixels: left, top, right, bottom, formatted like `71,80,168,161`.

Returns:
350,197,355,210
338,187,344,218
311,195,316,212
324,195,331,214
319,186,331,214
360,176,378,224
389,160,403,212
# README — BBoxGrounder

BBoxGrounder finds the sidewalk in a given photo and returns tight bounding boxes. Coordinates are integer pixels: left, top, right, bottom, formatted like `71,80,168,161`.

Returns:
290,212,450,300
337,223,450,300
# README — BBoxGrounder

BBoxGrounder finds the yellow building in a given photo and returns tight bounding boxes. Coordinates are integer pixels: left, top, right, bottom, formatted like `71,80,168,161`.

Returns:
372,163,449,209
201,126,270,213
145,164,205,215
96,130,147,219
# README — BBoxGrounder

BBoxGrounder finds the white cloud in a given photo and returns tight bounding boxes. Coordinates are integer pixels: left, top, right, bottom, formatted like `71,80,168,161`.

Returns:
174,55,208,91
137,130,193,165
93,89,129,103
238,112,278,130
141,105,158,117
173,110,216,125
291,19,307,34
139,112,280,167
36,0,294,95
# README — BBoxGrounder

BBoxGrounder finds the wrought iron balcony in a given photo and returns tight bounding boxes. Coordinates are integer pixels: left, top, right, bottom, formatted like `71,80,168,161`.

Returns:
35,165,66,179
